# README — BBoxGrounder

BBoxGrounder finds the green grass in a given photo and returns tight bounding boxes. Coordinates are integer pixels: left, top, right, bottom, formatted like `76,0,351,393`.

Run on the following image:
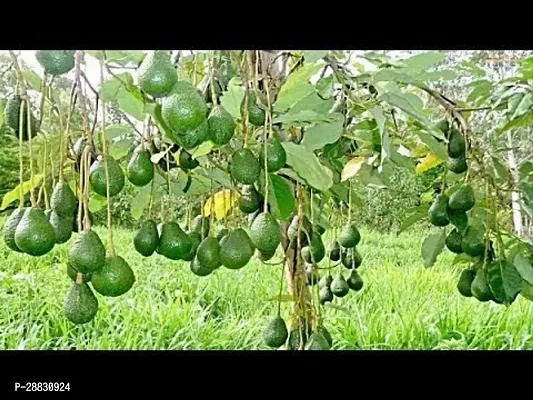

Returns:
1,217,533,350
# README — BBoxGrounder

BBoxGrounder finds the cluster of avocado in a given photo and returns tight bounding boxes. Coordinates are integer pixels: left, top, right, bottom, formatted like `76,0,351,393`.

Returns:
436,119,468,174
263,315,333,350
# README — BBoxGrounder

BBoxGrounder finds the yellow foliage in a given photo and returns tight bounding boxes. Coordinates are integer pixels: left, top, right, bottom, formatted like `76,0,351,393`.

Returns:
203,189,240,220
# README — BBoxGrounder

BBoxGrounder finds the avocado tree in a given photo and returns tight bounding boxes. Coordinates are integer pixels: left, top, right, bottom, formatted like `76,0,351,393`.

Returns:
2,49,533,350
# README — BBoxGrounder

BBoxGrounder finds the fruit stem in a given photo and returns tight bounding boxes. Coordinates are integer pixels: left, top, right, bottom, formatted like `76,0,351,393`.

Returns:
263,75,273,214
348,180,352,224
192,51,198,87
209,52,218,107
26,97,36,208
148,163,156,220
17,97,25,208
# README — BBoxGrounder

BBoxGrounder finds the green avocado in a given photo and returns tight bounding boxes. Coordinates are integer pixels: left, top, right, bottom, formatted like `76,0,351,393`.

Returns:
330,274,349,298
49,211,74,244
91,255,135,297
249,212,282,255
230,148,261,185
35,50,75,76
89,155,125,197
190,215,210,239
182,231,201,262
68,229,106,274
3,208,26,252
259,135,287,172
305,332,331,350
134,219,160,257
319,286,334,305
461,226,485,257
3,95,39,140
14,208,56,256
190,257,213,277
447,127,466,158
448,210,468,232
63,281,98,325
176,119,209,150
347,269,364,291
257,248,276,262
127,149,154,187
457,269,475,297
305,264,320,286
428,194,450,227
241,91,266,127
470,268,493,302
137,50,178,98
445,228,464,254
158,222,192,260
207,105,236,146
319,274,333,289
219,228,255,270
66,263,92,283
448,155,468,174
263,316,289,348
309,231,325,263
448,184,475,212
196,237,221,270
342,247,362,269
435,119,450,135
179,150,199,170
317,326,333,348
50,181,78,217
215,228,229,242
238,185,262,214
338,224,361,248
329,240,341,261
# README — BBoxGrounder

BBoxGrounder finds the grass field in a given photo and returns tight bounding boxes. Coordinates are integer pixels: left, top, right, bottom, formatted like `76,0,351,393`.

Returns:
1,217,533,350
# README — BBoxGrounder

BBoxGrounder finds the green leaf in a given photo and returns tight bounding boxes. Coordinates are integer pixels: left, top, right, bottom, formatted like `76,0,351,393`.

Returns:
341,156,367,182
0,174,43,210
415,131,448,161
507,92,524,116
316,75,334,99
402,51,446,71
220,77,244,120
373,69,421,85
267,174,296,221
131,184,152,220
379,92,430,126
419,69,457,81
109,138,134,159
88,193,107,213
99,73,133,102
487,260,522,305
303,51,328,63
103,124,133,141
22,71,44,92
490,156,510,184
301,113,343,151
511,92,533,120
513,253,533,285
192,141,214,158
275,63,323,112
275,109,332,126
399,204,430,233
281,142,333,192
370,106,389,164
421,230,446,268
117,86,145,121
521,280,533,301
289,92,335,117
467,80,492,104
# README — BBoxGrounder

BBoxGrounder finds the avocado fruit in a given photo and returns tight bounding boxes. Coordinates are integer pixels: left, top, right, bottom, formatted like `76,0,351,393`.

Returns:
436,119,450,134
249,212,281,255
91,255,135,297
238,185,262,214
305,264,320,286
63,281,99,325
66,263,92,283
35,50,75,76
448,184,475,212
219,228,255,270
287,215,313,244
330,274,349,297
14,208,56,256
190,215,210,239
179,150,199,170
457,269,476,297
127,149,153,187
89,155,125,197
50,181,78,217
447,127,466,158
305,332,331,350
3,208,26,252
287,320,312,350
338,224,361,248
448,210,468,232
347,269,364,291
196,237,221,270
3,95,39,140
461,226,485,257
319,286,334,304
216,227,229,241
230,148,261,185
259,135,286,172
190,258,213,277
319,274,333,289
317,326,333,348
49,211,74,244
157,222,192,260
342,247,362,269
207,105,235,146
445,228,464,254
68,229,106,274
241,90,266,127
470,268,493,302
137,50,178,98
448,155,468,174
175,119,209,150
134,219,160,257
329,240,341,261
428,194,450,227
182,231,201,262
263,316,289,348
309,231,325,263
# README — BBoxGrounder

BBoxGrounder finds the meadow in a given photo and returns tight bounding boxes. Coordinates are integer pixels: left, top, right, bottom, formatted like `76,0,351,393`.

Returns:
1,216,532,350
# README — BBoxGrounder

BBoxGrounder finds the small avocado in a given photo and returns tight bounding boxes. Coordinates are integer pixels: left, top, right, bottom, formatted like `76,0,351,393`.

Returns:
197,237,221,270
68,230,106,274
137,50,178,98
35,50,75,76
127,149,154,187
241,91,266,127
330,274,349,297
249,212,282,255
238,185,262,214
158,222,193,260
301,246,313,263
3,95,39,140
14,207,56,256
305,332,331,350
319,274,333,288
190,215,210,239
176,119,209,150
309,231,325,263
319,286,334,304
63,281,99,325
342,247,362,269
190,257,213,277
50,181,78,217
315,224,326,236
287,215,313,244
457,269,476,297
435,119,450,135
257,248,276,262
445,228,464,254
91,255,135,297
219,228,255,270
428,194,450,227
448,184,475,213
329,240,341,261
448,210,468,232
49,211,74,244
263,316,289,348
305,264,320,286
216,228,229,242
182,231,201,262
287,319,313,350
66,263,92,283
317,325,333,348
259,134,286,172
3,208,26,252
179,150,199,170
338,224,361,248
89,155,125,197
134,219,160,257
347,269,364,291
448,155,468,174
447,127,466,158
470,268,493,302
207,105,236,146
461,226,485,257
230,148,261,185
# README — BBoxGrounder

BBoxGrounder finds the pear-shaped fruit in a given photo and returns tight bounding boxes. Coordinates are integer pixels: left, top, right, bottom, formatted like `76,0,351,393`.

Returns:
3,208,26,252
196,237,221,270
309,231,325,263
158,222,192,260
330,274,349,298
436,119,450,134
338,224,361,248
219,228,255,270
448,184,475,212
319,286,334,304
49,211,74,244
457,269,476,297
63,281,98,324
134,219,160,257
263,316,289,348
445,228,464,254
249,212,281,255
447,127,466,158
461,226,485,257
14,208,56,256
91,255,135,297
342,247,362,269
89,155,125,197
428,194,450,227
176,119,209,150
448,210,468,232
305,332,331,350
448,155,468,174
68,230,106,274
241,91,265,126
127,149,153,187
207,105,235,146
238,185,261,214
50,181,78,217
181,231,200,262
259,135,286,172
347,269,364,291
3,95,39,140
35,50,75,76
319,274,333,289
329,240,341,261
230,148,261,185
179,150,199,170
137,50,178,98
470,268,493,302
216,228,229,242
190,258,213,277
190,215,210,239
